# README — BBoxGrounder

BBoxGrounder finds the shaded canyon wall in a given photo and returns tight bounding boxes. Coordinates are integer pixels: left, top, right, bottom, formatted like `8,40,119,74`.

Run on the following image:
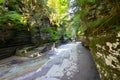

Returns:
79,0,120,79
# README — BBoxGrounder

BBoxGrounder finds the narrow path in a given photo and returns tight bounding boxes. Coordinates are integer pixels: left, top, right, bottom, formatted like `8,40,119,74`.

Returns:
12,42,100,80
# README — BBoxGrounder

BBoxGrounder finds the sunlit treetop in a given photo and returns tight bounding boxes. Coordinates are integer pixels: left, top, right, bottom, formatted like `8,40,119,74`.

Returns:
47,0,69,26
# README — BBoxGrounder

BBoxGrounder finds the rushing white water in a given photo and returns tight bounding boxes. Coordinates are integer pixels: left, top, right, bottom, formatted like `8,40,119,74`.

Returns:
11,42,79,80
0,42,77,80
0,42,99,80
12,41,100,80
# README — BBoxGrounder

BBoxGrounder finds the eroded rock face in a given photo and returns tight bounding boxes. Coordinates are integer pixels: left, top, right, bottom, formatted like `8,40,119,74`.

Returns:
0,47,16,59
0,30,31,59
0,30,31,48
0,30,14,46
78,0,120,79
89,33,120,80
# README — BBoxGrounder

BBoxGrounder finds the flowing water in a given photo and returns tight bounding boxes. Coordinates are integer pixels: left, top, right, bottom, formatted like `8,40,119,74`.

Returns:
0,0,100,79
0,42,76,80
0,42,100,80
0,54,51,79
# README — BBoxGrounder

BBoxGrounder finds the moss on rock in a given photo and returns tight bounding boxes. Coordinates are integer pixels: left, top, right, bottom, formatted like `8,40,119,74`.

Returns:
87,33,120,80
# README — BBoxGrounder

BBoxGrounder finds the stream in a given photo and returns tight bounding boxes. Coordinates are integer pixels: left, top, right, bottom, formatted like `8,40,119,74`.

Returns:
0,0,100,80
0,42,100,80
0,52,51,79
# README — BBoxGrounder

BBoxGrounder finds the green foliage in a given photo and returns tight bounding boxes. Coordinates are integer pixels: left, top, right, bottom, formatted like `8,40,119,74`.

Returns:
7,11,26,23
0,0,29,31
0,0,3,4
76,0,95,7
41,26,59,41
72,12,81,27
64,30,71,38
6,0,21,13
107,15,120,26
69,7,82,36
87,18,105,27
0,10,27,30
41,26,71,41
47,0,69,25
110,25,120,32
74,0,120,37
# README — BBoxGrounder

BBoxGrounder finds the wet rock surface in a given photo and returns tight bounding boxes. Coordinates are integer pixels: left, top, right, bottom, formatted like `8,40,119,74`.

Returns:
0,42,100,80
